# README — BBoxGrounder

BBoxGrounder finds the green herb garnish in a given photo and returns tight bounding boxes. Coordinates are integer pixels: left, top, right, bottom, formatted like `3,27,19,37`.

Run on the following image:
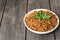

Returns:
34,11,41,19
34,11,51,20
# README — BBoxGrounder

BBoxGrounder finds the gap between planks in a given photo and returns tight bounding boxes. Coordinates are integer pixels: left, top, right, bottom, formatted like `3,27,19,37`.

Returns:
0,0,7,26
25,0,28,40
48,0,56,40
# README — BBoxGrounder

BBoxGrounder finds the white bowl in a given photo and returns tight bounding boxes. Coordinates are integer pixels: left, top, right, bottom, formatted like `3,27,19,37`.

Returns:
23,9,59,34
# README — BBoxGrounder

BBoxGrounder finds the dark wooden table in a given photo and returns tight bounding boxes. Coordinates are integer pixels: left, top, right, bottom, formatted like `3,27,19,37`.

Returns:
0,0,60,40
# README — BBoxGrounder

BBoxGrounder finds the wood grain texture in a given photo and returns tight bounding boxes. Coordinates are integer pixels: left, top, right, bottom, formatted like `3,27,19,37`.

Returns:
0,0,59,40
50,0,60,40
26,0,55,40
0,0,16,40
0,0,27,40
0,0,6,22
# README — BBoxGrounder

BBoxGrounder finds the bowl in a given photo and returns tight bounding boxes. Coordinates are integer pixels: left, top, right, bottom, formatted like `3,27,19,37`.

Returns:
23,9,59,34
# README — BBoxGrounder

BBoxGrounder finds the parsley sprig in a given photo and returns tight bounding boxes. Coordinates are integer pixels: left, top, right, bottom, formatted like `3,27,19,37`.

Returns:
34,11,51,20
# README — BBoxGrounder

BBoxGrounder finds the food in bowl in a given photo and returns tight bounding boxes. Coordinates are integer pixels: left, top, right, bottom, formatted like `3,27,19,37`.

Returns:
24,9,59,34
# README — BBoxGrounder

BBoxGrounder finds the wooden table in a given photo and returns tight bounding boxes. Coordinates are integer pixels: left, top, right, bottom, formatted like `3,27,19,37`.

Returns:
0,0,60,40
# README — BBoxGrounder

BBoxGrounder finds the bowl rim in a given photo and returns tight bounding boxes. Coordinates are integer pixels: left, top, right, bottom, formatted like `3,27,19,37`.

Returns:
23,9,59,34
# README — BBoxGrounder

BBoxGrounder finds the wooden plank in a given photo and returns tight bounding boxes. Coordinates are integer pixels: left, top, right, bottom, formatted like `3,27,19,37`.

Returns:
0,0,16,40
26,0,55,40
50,0,60,40
0,0,6,22
0,0,27,40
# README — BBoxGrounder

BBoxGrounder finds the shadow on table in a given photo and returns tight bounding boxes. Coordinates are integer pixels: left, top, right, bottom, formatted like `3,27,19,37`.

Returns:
55,23,60,32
